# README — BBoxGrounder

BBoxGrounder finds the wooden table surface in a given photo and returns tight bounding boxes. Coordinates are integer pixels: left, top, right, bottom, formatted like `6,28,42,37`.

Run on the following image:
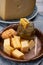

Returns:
0,0,43,65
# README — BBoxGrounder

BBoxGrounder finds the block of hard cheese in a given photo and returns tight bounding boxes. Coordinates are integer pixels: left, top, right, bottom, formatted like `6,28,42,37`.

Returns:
0,0,36,20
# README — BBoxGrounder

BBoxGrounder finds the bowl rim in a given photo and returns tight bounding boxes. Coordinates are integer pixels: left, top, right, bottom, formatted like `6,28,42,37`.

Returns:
0,23,43,62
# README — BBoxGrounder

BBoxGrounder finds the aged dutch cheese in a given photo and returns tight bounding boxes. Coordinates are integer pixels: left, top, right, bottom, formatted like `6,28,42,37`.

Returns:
0,0,36,20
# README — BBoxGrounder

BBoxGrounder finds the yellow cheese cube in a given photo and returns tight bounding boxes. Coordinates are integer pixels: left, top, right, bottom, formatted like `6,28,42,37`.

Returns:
12,49,24,59
20,18,30,28
21,40,29,52
1,28,17,39
4,38,10,47
4,45,14,56
3,38,14,56
11,36,21,49
28,40,35,50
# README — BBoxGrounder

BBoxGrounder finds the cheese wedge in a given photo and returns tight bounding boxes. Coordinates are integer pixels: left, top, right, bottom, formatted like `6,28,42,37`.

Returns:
0,0,35,20
21,40,29,52
11,36,21,49
12,49,24,59
28,40,35,50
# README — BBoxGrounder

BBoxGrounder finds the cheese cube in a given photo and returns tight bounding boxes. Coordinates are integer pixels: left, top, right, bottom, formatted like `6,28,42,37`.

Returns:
11,36,21,49
12,49,24,59
3,38,14,56
28,40,35,50
20,18,30,28
1,29,17,39
4,46,14,56
21,40,29,52
4,38,10,47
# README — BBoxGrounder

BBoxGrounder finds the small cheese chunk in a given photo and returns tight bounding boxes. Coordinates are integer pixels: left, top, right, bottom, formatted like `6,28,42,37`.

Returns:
3,38,14,56
28,40,35,50
12,49,24,59
20,18,30,28
21,40,29,52
4,38,10,47
4,46,14,56
11,36,21,49
2,29,17,39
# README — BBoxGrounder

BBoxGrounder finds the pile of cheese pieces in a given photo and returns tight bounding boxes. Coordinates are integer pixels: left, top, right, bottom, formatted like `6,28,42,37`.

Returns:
4,35,35,59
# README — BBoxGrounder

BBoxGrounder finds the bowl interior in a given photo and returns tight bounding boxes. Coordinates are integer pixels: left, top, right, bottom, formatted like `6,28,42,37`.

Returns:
0,24,43,62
